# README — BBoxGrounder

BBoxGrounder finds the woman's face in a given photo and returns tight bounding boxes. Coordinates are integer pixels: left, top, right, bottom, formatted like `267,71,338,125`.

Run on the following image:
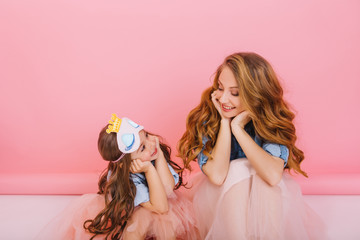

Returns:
216,66,246,118
130,130,159,162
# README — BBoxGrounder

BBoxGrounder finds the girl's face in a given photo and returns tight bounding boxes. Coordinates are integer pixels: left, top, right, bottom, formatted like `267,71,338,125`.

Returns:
216,66,246,118
130,130,159,162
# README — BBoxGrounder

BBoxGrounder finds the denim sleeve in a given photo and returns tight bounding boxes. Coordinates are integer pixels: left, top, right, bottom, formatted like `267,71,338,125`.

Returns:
262,143,289,167
167,163,179,185
132,174,150,207
197,136,210,171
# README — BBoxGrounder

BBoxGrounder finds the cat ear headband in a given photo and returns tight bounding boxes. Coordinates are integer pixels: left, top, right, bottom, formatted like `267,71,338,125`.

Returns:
106,113,144,162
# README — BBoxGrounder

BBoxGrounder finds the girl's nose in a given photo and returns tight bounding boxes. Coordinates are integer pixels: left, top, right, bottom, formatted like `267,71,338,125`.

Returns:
147,137,156,149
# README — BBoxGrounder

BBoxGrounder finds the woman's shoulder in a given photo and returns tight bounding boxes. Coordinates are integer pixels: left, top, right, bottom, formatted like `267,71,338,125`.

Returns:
262,141,289,164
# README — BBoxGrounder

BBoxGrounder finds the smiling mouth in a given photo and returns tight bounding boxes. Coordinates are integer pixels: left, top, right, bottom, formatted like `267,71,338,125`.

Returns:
221,104,235,112
151,148,157,157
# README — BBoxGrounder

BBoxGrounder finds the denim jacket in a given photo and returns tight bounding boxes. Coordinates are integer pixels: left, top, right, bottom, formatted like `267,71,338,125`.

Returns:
198,121,289,171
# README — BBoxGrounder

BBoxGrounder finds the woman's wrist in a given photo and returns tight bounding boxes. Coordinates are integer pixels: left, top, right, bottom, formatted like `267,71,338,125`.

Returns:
231,123,246,135
220,118,231,125
230,121,241,130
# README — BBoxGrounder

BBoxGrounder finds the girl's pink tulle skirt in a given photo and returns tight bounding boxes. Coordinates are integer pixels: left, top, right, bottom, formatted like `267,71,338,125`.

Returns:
35,191,199,240
181,158,328,240
35,194,105,240
124,192,199,240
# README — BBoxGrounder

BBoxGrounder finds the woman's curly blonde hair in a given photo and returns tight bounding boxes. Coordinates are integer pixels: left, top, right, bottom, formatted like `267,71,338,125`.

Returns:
177,52,307,177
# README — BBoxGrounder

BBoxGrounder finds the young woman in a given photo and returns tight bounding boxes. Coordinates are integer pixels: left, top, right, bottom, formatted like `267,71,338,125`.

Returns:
178,52,327,239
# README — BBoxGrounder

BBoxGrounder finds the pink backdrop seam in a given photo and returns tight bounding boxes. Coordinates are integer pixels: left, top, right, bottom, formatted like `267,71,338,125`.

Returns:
0,0,360,194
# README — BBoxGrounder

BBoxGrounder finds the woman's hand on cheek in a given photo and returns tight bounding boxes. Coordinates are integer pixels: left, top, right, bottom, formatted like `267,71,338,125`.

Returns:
211,90,227,120
231,111,251,131
130,159,152,174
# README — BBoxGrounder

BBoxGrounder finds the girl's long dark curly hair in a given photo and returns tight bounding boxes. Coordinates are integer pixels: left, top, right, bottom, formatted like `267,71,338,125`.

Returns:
178,52,307,177
84,125,183,240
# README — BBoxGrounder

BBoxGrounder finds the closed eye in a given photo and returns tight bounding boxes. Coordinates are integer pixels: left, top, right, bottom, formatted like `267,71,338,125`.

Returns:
217,81,224,91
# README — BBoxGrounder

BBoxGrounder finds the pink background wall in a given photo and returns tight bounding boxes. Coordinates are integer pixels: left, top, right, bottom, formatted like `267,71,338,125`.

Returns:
1,0,359,194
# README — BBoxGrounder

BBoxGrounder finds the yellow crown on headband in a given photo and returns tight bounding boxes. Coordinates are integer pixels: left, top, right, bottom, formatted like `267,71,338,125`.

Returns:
106,113,122,134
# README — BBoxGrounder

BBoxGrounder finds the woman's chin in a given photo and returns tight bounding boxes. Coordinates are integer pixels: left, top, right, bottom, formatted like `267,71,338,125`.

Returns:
222,112,237,119
222,109,242,119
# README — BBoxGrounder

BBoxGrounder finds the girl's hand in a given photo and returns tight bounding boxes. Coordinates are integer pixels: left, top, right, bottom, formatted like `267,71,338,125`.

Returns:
231,110,251,130
130,159,152,174
211,90,229,120
154,136,164,159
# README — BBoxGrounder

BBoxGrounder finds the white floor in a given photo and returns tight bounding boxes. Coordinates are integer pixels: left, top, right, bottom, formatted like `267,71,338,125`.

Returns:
0,195,359,240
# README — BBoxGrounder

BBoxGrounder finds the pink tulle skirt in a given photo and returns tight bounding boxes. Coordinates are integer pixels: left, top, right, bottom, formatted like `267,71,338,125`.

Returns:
182,158,328,240
35,191,199,240
35,194,105,240
124,191,199,240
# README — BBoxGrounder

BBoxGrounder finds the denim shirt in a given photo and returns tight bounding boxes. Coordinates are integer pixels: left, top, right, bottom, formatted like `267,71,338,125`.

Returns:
107,161,179,207
198,121,289,171
130,161,179,207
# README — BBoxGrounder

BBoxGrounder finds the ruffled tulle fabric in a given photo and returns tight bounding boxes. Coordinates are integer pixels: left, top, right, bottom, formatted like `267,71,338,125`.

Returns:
35,191,199,240
123,191,199,240
35,194,106,240
183,158,328,240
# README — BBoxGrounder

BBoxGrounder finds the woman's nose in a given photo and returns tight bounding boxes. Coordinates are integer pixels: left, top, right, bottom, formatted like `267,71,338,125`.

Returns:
219,91,229,103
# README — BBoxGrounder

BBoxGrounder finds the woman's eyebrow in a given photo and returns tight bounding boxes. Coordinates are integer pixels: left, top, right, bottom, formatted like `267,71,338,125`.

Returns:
218,80,239,89
218,80,238,89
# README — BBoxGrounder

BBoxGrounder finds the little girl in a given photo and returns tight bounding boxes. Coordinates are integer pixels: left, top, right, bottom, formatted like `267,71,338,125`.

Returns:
36,114,198,240
178,52,327,239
